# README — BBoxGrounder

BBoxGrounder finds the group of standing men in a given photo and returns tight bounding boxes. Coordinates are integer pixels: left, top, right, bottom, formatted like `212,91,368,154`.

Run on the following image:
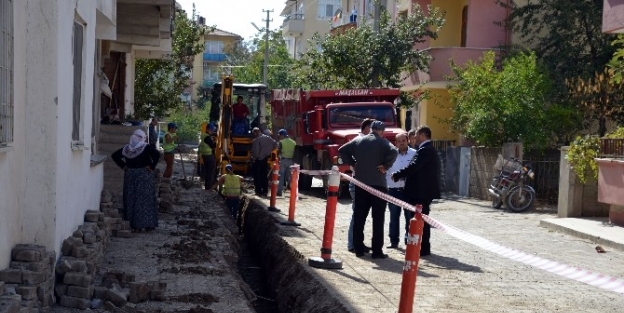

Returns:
339,119,440,259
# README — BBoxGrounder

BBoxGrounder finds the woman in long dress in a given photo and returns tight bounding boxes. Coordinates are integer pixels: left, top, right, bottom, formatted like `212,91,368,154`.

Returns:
111,129,160,232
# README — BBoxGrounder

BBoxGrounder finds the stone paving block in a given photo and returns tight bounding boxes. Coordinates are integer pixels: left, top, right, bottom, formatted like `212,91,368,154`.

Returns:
61,237,83,256
59,295,90,310
15,286,36,301
0,297,20,313
128,282,149,303
107,288,128,307
0,269,22,284
67,285,93,299
83,232,96,244
71,246,89,259
54,284,67,298
63,272,92,287
11,245,46,262
9,261,47,273
21,271,45,285
84,213,99,223
115,230,132,238
0,281,4,295
93,287,108,300
72,230,83,239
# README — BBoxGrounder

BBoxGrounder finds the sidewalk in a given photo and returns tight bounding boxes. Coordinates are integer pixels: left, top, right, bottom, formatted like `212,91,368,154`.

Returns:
254,190,624,313
540,217,624,252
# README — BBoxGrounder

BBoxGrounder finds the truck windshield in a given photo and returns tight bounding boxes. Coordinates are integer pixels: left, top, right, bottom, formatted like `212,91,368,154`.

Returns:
328,105,396,128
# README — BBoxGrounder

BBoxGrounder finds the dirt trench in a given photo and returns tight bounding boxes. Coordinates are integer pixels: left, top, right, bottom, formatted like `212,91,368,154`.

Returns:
240,199,352,313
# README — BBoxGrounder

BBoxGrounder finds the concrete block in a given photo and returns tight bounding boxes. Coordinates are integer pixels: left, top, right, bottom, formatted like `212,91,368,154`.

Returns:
0,269,22,284
21,270,45,285
149,289,165,301
0,281,4,294
15,286,36,301
71,247,89,259
128,282,149,303
83,232,96,244
95,230,106,242
69,259,87,273
59,295,90,310
54,284,67,297
67,286,93,299
63,273,92,287
107,288,128,307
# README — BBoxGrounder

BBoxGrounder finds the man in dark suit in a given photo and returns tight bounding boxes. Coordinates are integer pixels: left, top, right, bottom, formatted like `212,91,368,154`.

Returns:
390,126,441,256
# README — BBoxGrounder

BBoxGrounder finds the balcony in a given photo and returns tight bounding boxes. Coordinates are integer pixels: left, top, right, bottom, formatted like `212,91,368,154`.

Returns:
203,53,227,62
282,14,305,36
413,47,501,86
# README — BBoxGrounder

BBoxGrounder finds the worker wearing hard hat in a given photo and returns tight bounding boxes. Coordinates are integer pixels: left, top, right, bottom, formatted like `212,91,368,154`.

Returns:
277,129,296,197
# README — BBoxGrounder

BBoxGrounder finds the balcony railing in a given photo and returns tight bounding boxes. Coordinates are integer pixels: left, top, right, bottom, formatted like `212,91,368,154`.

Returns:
203,53,226,62
600,139,624,158
414,47,501,85
283,16,305,35
284,13,304,21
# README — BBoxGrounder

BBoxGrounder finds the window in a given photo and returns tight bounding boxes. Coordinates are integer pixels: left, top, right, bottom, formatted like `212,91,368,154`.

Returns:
317,0,341,19
205,40,224,54
72,21,85,142
329,106,396,128
461,6,468,47
203,64,221,82
398,10,407,21
0,0,13,145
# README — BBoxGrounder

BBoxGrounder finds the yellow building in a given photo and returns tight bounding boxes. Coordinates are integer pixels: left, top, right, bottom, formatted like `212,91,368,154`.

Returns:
400,0,510,143
280,0,396,58
190,28,242,103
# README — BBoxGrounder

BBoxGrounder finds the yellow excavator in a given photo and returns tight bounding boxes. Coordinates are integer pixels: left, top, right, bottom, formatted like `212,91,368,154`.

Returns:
210,75,277,178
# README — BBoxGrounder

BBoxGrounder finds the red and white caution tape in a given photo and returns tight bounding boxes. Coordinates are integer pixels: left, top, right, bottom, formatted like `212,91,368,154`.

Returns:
338,172,624,295
300,169,333,176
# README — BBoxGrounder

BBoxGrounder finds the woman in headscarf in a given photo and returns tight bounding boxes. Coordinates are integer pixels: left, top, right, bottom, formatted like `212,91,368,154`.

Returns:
111,129,161,232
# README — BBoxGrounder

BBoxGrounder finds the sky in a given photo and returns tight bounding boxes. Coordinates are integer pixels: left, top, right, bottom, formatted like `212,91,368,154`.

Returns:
176,0,287,41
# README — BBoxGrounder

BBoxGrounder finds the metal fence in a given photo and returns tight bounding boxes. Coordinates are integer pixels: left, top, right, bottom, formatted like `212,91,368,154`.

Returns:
522,149,561,205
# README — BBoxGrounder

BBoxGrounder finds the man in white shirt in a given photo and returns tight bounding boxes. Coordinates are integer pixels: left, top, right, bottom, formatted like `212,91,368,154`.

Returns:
385,132,417,248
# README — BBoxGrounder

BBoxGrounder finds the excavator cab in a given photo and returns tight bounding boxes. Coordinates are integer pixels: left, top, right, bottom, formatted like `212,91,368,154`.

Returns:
212,76,272,177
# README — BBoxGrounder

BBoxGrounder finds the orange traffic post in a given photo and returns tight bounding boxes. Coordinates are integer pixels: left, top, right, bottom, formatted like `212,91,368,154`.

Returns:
308,166,343,269
397,204,425,313
281,164,301,226
268,162,280,212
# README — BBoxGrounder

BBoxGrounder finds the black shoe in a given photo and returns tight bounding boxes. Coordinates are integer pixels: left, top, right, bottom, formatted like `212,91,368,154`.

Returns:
420,251,431,257
355,252,365,257
387,243,398,249
371,253,389,259
348,248,355,253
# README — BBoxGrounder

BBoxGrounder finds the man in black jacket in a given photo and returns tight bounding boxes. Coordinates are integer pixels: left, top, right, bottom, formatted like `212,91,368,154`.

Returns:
339,121,398,259
391,126,440,256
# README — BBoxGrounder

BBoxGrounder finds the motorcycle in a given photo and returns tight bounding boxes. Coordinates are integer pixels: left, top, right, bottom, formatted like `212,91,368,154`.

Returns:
488,156,536,213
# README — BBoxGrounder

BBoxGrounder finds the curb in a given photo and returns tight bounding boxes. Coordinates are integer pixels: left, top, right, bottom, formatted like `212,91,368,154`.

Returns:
540,219,624,252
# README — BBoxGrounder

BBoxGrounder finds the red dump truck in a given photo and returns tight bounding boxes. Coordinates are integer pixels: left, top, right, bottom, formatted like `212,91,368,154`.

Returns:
270,88,405,194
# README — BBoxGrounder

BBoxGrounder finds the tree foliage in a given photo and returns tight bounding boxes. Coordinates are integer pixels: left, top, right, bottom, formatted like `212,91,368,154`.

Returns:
224,30,296,89
500,0,617,97
448,51,578,148
294,4,444,89
133,7,209,119
567,68,624,137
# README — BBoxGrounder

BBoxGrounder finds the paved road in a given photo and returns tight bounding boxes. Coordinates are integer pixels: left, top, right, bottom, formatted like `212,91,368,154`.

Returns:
256,188,624,313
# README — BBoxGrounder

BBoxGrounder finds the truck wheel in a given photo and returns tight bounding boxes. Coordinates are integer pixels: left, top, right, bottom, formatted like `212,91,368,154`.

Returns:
299,174,313,190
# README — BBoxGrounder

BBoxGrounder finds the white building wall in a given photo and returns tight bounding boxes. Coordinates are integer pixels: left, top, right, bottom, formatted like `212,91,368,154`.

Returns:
0,0,27,270
0,0,105,265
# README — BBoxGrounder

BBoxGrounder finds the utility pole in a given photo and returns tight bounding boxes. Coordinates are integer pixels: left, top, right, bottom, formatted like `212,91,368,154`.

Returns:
371,2,382,87
262,9,273,86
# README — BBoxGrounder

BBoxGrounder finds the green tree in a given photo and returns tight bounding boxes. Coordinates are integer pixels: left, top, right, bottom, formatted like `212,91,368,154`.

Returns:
224,30,296,88
133,6,210,119
294,4,444,89
500,0,617,98
448,51,577,148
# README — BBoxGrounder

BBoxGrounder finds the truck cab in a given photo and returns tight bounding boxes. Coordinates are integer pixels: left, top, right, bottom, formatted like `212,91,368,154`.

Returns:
270,88,404,194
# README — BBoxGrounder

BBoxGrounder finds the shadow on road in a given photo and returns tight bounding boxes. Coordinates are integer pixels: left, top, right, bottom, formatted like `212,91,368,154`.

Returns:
420,254,482,273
